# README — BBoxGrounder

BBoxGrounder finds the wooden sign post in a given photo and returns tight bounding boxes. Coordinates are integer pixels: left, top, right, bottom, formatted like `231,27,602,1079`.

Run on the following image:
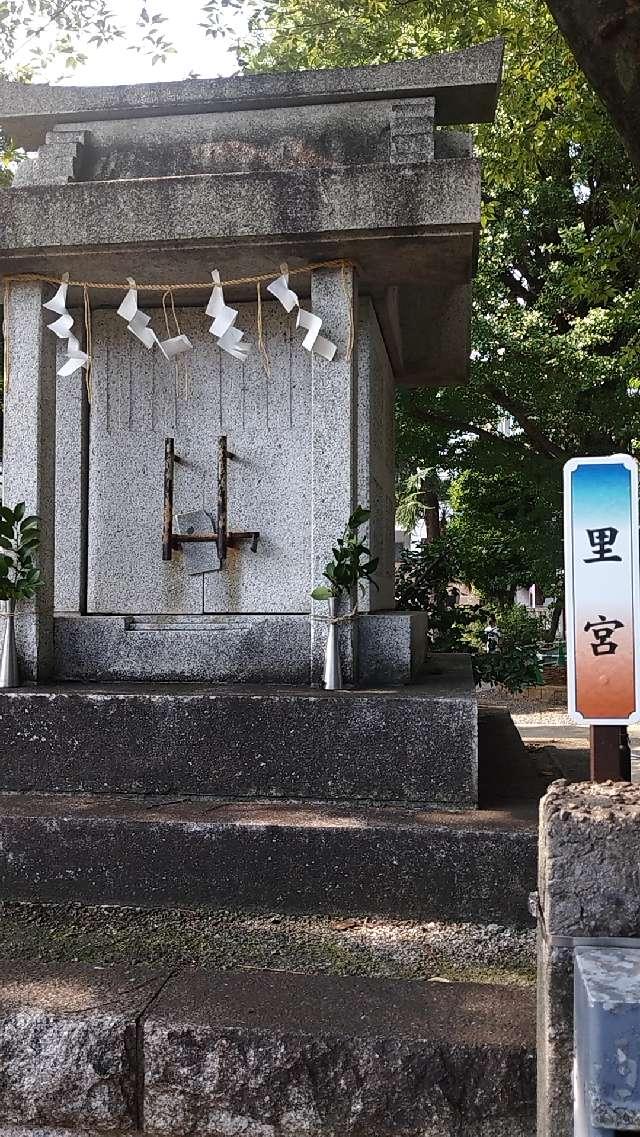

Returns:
564,455,639,781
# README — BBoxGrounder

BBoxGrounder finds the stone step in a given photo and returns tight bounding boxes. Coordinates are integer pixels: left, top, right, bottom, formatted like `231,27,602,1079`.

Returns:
0,794,536,924
0,673,477,808
0,900,537,984
0,961,536,1137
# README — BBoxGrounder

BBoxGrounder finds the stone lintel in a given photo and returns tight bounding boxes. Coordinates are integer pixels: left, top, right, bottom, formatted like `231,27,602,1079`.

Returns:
0,160,481,260
0,39,504,150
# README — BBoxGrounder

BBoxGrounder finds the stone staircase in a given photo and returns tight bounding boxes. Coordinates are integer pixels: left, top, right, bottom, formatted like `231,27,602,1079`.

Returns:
0,660,539,1135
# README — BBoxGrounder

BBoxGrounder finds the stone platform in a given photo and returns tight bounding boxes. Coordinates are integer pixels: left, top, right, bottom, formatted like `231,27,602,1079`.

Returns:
0,664,476,808
0,961,535,1137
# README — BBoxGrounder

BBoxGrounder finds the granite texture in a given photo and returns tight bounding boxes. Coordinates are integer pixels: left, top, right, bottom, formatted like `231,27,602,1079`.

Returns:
2,282,57,682
358,612,428,685
0,794,537,923
0,39,505,149
0,959,534,1137
310,267,358,684
356,303,396,612
52,612,426,685
0,160,482,257
0,962,164,1131
83,301,313,617
13,129,87,187
537,781,640,1137
390,98,435,164
144,968,535,1137
21,100,435,185
54,615,313,684
53,333,88,614
0,663,476,806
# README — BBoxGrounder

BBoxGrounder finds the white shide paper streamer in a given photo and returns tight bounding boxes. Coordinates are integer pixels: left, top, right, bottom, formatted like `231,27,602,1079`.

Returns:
206,270,251,361
267,265,337,361
43,273,90,377
117,279,193,360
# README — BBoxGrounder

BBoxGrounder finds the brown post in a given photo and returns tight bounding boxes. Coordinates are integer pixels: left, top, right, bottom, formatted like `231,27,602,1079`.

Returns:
162,437,175,562
590,724,631,782
217,435,228,565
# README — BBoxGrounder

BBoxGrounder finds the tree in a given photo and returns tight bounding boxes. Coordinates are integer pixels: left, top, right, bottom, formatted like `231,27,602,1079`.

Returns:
243,1,640,601
544,0,640,178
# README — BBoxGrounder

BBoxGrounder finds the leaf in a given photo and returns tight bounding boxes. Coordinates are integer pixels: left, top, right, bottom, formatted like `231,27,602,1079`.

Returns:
311,585,334,601
347,506,370,530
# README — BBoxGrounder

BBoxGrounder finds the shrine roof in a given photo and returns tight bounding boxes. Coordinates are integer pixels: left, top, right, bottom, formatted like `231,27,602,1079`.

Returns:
0,38,504,151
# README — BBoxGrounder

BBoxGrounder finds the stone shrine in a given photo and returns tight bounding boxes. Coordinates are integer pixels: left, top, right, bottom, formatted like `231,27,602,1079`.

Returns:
1,39,502,691
0,42,542,1137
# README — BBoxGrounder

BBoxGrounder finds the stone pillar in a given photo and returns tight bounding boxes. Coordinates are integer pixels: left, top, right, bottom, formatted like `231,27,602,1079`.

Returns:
2,281,57,680
310,265,358,684
537,781,640,1136
54,348,88,614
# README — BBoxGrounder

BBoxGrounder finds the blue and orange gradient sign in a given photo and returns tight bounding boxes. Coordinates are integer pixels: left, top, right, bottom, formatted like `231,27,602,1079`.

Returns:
564,455,640,724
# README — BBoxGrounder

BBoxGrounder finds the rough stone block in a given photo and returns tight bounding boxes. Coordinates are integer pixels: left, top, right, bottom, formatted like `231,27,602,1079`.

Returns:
537,781,640,1137
0,794,537,923
143,968,536,1137
0,962,165,1131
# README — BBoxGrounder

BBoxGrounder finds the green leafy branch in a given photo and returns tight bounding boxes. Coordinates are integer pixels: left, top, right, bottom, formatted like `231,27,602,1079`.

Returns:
311,506,379,603
0,503,42,602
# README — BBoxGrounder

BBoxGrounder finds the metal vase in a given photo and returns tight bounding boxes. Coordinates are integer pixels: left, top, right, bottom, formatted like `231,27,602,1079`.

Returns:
323,596,343,690
0,600,19,689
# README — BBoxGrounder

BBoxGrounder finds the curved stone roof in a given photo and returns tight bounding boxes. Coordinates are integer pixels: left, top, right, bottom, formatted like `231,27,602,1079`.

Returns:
0,38,504,150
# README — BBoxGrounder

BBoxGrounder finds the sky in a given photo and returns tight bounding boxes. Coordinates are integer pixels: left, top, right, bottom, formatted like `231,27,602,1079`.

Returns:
13,0,251,86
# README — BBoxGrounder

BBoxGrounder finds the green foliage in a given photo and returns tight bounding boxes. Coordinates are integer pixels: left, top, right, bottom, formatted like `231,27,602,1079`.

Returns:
395,536,544,692
447,468,562,604
311,506,379,602
0,502,42,602
472,605,545,692
244,0,640,600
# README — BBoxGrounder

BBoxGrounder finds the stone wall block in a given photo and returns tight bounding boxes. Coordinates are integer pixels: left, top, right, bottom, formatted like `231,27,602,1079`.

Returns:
390,98,435,164
14,130,87,187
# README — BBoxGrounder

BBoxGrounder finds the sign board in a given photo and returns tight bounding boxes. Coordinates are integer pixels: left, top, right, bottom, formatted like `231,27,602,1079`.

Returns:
564,455,640,725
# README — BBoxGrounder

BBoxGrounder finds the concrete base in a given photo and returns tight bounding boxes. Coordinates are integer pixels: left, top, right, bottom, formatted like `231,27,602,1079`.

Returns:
0,793,537,923
52,611,428,686
0,661,477,808
0,961,535,1137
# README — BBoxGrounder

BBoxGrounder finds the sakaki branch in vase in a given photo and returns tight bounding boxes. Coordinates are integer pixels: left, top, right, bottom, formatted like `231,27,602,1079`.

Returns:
0,504,42,689
311,506,379,690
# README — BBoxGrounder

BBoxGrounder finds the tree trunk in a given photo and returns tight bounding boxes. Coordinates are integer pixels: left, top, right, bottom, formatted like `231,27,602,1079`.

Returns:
423,491,441,543
544,0,640,177
548,595,564,642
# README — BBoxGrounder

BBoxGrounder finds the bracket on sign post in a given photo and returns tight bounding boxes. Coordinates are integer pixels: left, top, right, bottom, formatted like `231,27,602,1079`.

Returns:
564,455,639,781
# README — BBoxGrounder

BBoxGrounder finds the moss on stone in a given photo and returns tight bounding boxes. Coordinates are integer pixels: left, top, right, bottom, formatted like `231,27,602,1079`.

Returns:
0,901,535,987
